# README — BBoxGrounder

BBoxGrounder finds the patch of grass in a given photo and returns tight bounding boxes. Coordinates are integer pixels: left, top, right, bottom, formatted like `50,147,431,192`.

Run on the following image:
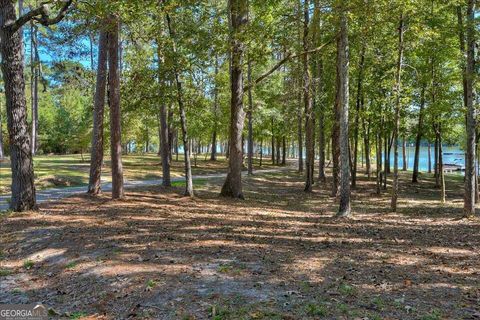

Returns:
69,311,87,319
171,179,209,188
372,296,386,310
23,260,34,270
65,261,77,270
146,279,157,289
338,283,356,296
419,309,442,320
0,269,12,277
305,302,328,317
336,303,349,314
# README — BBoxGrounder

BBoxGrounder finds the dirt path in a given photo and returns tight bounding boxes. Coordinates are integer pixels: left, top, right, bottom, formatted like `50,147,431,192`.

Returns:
0,170,479,319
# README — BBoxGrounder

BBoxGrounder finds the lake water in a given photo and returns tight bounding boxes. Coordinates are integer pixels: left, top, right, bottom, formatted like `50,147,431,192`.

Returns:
382,146,464,172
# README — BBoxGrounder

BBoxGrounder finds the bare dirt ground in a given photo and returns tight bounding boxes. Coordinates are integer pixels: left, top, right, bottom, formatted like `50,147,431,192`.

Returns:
0,168,479,319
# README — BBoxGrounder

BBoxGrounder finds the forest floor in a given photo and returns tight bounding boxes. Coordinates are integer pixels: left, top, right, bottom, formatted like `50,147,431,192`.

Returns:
0,154,275,194
0,167,479,320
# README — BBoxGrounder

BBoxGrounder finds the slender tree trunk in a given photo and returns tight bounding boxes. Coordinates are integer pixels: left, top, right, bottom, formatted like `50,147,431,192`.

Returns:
107,16,124,199
211,54,219,161
336,4,350,216
282,136,286,165
276,136,281,165
434,134,439,187
428,142,432,173
220,0,248,199
363,121,371,178
412,86,425,183
391,14,404,212
259,138,263,167
376,131,382,194
317,61,326,183
30,22,39,155
271,118,275,165
383,131,388,189
88,30,108,195
402,137,407,171
166,14,193,196
0,1,36,211
157,45,171,187
303,0,314,192
464,0,476,216
297,87,303,172
247,60,254,174
439,125,445,203
352,44,365,188
0,99,4,159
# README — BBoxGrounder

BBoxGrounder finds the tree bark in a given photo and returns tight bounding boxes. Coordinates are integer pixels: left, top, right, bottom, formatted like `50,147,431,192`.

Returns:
376,130,382,195
30,22,39,155
363,121,371,178
157,44,171,187
220,0,247,199
391,14,404,212
107,16,124,199
247,60,254,174
166,13,193,197
464,0,476,216
412,85,425,183
402,137,407,171
303,0,314,192
428,142,432,173
282,136,286,165
0,0,36,211
88,30,108,195
211,54,219,161
352,44,365,188
438,124,445,203
0,99,4,159
336,4,350,216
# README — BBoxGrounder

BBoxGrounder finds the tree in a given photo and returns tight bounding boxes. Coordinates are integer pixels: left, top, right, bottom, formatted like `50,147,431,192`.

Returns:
463,0,475,217
390,14,405,212
88,29,108,195
336,1,350,217
220,0,248,199
107,15,124,199
0,0,72,211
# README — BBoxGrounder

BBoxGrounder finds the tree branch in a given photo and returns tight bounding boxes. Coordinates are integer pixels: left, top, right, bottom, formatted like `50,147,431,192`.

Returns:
244,37,334,92
6,0,73,33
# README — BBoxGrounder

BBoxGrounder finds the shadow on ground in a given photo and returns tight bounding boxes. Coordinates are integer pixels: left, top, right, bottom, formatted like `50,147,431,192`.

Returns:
0,170,479,319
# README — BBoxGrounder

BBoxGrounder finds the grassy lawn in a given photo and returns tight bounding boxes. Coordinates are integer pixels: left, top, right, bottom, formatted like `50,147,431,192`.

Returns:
0,153,277,194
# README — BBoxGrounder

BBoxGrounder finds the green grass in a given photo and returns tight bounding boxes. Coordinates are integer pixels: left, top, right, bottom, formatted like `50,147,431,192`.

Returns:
0,153,242,194
23,260,34,270
0,269,12,277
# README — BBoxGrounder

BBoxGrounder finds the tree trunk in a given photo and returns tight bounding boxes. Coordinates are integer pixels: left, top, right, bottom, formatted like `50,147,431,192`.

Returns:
464,0,476,216
317,60,326,183
352,44,365,189
88,30,108,195
0,0,36,211
247,60,254,174
336,5,350,216
439,125,445,203
276,136,281,165
30,22,39,155
303,0,314,192
376,131,382,195
428,142,432,173
297,87,303,172
363,121,371,178
211,54,219,161
434,134,439,187
107,16,124,199
282,136,286,165
271,118,275,165
391,14,404,212
166,14,193,196
412,85,425,183
259,138,263,167
157,44,171,187
220,0,248,199
0,99,4,159
401,137,407,171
